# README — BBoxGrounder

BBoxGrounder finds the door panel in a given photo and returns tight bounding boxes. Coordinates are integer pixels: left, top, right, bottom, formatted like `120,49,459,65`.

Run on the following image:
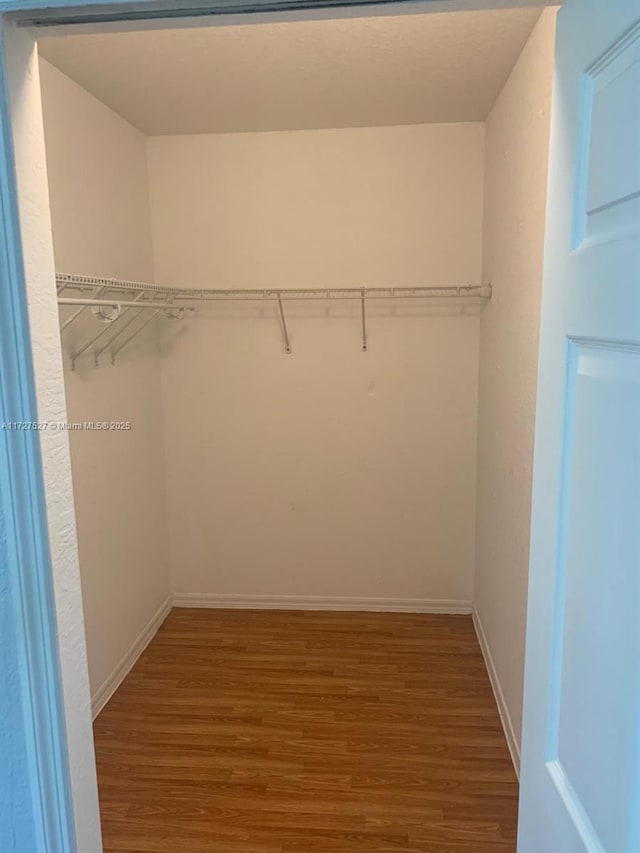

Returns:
549,340,640,853
578,24,640,247
519,1,640,851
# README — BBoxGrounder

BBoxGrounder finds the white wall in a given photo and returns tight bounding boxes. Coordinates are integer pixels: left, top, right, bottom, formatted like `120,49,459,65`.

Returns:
474,7,557,771
6,29,102,853
39,60,171,708
147,124,485,607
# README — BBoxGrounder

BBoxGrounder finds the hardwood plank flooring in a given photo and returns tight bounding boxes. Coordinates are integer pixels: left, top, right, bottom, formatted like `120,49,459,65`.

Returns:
94,609,519,852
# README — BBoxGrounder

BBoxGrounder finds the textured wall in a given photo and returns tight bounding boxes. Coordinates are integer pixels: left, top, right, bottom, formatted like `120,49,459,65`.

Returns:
475,7,557,769
39,60,171,704
6,30,102,853
148,124,484,605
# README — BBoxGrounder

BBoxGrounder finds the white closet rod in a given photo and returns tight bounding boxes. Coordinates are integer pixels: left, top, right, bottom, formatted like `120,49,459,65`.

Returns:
56,272,491,364
58,296,196,311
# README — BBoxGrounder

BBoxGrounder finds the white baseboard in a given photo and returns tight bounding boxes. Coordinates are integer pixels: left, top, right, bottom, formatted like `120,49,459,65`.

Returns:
472,606,521,778
91,593,173,719
172,592,472,614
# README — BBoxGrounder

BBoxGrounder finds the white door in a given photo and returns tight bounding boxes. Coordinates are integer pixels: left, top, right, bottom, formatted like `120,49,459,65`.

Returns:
518,0,640,850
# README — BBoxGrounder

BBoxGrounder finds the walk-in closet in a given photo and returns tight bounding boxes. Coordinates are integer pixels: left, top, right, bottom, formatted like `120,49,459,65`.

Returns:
14,4,557,849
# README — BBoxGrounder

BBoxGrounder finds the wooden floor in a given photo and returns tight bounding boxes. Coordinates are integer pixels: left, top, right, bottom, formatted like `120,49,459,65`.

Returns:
94,609,519,852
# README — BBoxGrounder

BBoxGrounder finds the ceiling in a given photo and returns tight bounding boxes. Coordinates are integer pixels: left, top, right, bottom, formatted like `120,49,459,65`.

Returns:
38,8,541,136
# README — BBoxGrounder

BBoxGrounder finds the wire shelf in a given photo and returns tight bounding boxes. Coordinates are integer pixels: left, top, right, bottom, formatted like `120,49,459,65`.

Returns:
56,273,491,302
56,272,491,365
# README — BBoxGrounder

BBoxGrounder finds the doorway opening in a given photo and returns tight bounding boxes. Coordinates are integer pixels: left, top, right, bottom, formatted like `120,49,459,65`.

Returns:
7,4,557,848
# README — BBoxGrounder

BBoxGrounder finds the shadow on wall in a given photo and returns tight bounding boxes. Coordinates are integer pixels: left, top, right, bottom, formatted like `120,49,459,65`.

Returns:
59,298,487,371
156,298,487,357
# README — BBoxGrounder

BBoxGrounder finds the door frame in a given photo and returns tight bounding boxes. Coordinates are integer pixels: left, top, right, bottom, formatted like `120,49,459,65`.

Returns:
0,0,556,849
